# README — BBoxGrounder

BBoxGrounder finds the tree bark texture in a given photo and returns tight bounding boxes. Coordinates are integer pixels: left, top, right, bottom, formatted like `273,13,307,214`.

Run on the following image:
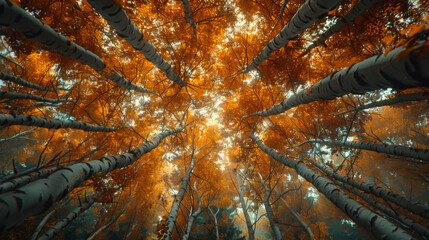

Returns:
0,128,181,230
310,139,429,162
0,113,114,132
247,40,429,117
182,185,202,240
251,133,414,239
0,71,48,91
258,173,283,240
0,91,73,103
86,0,186,87
0,0,157,94
236,173,255,240
244,0,341,72
299,0,379,57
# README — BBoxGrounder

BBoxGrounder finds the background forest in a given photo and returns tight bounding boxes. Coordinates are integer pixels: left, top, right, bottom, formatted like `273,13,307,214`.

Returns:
0,0,428,239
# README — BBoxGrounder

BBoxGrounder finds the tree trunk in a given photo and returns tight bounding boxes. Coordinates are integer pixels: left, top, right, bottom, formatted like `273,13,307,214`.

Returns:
0,91,74,103
250,133,414,239
236,173,255,240
208,206,220,240
183,184,202,240
336,92,428,115
0,113,114,132
0,128,181,230
86,0,186,87
257,172,283,240
0,0,157,94
244,0,341,72
310,139,429,162
274,189,315,240
299,0,379,58
37,191,104,240
163,157,194,240
0,72,48,91
181,0,197,38
246,40,429,118
307,158,429,220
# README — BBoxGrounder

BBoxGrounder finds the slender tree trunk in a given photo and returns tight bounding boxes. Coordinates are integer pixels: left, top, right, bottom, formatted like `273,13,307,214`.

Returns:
0,167,58,194
30,200,69,240
272,0,289,30
86,0,186,87
236,173,255,240
307,158,429,220
0,128,181,230
0,113,114,132
274,189,315,240
181,0,197,38
310,139,429,162
163,157,194,240
208,206,220,240
87,185,136,240
257,172,283,240
250,133,413,239
0,129,33,144
246,40,429,118
333,178,429,239
37,191,104,240
336,92,428,115
244,0,341,72
0,72,48,91
299,0,379,58
183,184,202,240
0,0,158,94
0,91,74,103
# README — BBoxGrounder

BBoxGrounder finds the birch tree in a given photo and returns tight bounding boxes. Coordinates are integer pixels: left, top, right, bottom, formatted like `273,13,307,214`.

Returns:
182,183,202,240
235,172,255,240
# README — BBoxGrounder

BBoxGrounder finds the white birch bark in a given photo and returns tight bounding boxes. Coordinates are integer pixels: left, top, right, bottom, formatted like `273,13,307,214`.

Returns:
250,133,413,239
0,0,157,94
0,72,47,91
274,189,315,240
163,157,194,240
236,173,255,240
244,0,341,72
299,0,379,58
310,139,429,162
0,128,181,230
307,158,429,220
86,0,186,87
0,113,114,132
208,206,220,240
333,179,429,239
181,0,197,38
37,191,103,240
336,92,428,115
257,172,283,240
246,40,429,117
0,91,74,103
0,167,58,194
182,184,201,240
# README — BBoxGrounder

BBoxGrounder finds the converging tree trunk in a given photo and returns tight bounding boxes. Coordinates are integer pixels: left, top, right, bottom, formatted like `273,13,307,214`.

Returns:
183,184,202,240
299,0,379,58
257,172,283,240
208,206,220,240
244,0,341,72
336,92,428,115
181,0,197,38
0,128,181,230
0,0,158,94
163,156,194,240
86,0,186,87
0,72,50,91
309,139,429,162
250,133,413,239
0,113,114,132
0,91,74,103
246,40,429,118
236,173,255,240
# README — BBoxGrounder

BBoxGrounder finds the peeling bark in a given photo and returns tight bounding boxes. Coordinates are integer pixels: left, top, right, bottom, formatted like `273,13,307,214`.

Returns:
0,0,157,94
86,0,186,87
336,92,428,115
244,0,341,72
163,157,194,240
246,40,429,118
251,133,414,239
0,128,181,230
308,158,429,220
299,0,379,58
0,113,114,132
310,139,429,162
